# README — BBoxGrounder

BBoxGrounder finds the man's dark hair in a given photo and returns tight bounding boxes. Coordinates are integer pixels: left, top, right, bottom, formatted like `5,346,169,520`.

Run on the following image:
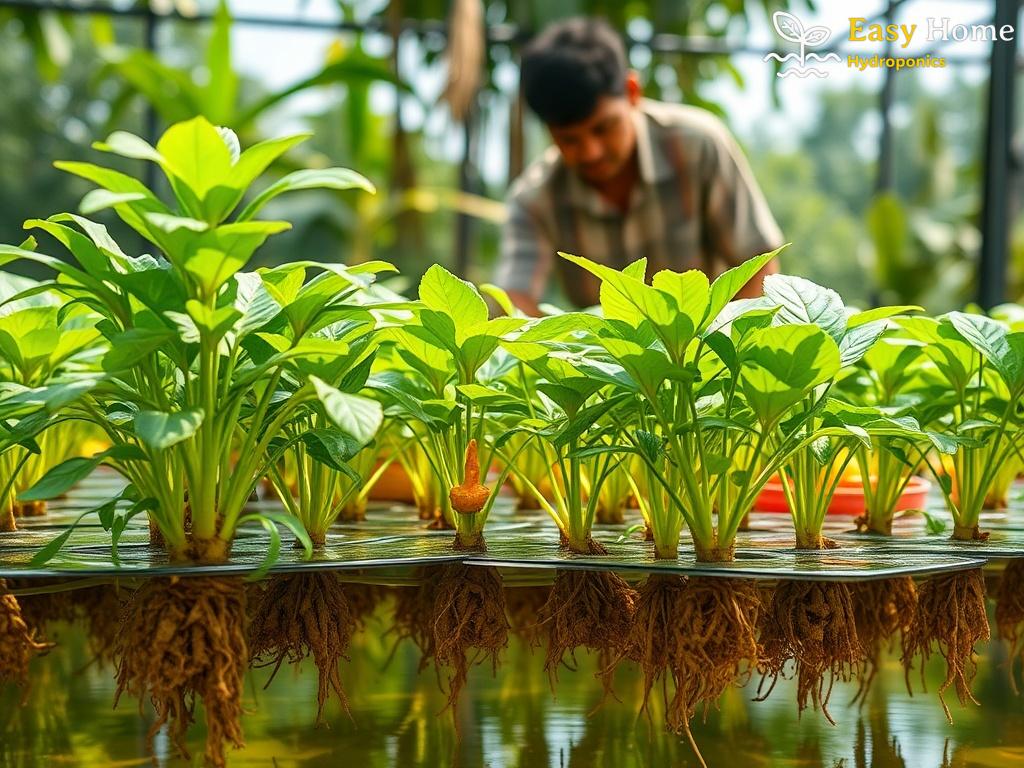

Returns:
520,18,628,127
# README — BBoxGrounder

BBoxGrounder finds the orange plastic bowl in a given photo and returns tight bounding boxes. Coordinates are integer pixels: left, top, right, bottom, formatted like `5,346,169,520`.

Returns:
756,475,932,516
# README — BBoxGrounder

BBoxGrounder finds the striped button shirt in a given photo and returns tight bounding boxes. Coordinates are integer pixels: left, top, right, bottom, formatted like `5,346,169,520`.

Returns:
495,99,784,308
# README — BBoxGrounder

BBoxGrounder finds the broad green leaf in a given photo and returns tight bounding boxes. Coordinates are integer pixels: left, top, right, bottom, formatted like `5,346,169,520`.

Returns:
419,263,488,330
134,408,204,451
237,167,375,222
456,383,521,407
652,269,710,328
18,444,144,501
740,324,841,425
561,252,673,331
79,190,146,215
839,320,887,367
899,316,975,393
182,221,291,295
232,272,280,337
553,393,630,448
156,116,234,200
846,305,922,328
102,328,177,372
94,130,163,163
947,311,1024,393
764,273,847,342
701,246,785,333
311,377,383,445
479,283,516,316
299,428,363,471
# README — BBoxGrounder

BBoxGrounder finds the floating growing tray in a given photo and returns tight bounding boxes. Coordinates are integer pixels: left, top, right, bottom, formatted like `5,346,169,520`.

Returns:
2,471,1019,583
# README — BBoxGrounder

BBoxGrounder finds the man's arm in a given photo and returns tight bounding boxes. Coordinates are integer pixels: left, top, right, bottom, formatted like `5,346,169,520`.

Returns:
494,193,552,317
736,256,779,299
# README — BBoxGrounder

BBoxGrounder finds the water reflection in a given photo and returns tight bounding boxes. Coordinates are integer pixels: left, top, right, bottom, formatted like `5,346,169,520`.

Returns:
1,591,1022,768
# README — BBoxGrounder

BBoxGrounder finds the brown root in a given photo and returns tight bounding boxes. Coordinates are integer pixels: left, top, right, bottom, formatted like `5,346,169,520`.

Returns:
432,564,509,712
996,559,1024,693
1,505,15,532
248,572,354,724
148,519,164,548
951,524,989,542
758,580,864,724
0,579,50,693
114,576,246,768
560,533,607,555
901,569,989,724
537,569,636,689
617,575,760,738
849,577,917,703
504,585,550,645
426,511,454,530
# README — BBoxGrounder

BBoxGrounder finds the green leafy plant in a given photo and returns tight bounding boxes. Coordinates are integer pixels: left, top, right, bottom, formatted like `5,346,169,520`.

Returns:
0,281,103,531
372,265,527,550
758,275,928,548
899,311,1024,540
557,247,838,562
4,116,382,564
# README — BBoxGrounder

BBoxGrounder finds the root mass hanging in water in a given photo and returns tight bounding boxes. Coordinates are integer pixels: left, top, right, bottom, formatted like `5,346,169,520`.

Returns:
0,578,50,694
537,568,637,689
432,564,509,712
616,575,760,740
758,580,864,724
849,577,917,703
114,576,247,768
902,568,989,723
248,572,356,724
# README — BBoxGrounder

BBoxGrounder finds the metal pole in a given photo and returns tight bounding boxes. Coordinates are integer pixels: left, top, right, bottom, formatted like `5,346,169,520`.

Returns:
978,0,1019,309
143,4,158,191
453,108,477,278
874,2,897,193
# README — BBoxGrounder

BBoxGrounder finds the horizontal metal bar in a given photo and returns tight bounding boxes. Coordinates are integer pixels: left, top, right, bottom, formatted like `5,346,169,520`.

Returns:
0,0,993,62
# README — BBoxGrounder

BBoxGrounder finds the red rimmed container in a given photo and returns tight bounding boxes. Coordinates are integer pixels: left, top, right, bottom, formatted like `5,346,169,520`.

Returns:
756,475,932,516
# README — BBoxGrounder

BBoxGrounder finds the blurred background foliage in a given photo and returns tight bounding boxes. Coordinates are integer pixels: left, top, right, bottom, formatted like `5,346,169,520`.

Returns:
0,0,1018,309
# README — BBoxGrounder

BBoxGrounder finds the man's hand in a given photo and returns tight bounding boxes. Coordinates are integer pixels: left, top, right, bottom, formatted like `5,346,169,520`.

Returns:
735,256,779,299
506,289,542,317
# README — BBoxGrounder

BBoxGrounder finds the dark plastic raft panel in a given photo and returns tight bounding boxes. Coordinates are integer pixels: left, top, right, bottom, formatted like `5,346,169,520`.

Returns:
474,529,985,582
0,524,986,581
0,533,466,578
827,528,1024,559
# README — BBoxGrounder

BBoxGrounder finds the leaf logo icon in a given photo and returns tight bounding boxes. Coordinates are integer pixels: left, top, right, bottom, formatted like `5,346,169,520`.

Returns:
803,25,832,47
772,11,805,43
764,11,839,78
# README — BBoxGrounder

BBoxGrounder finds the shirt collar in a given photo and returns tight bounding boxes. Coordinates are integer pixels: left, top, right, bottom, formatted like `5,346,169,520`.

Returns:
636,99,675,184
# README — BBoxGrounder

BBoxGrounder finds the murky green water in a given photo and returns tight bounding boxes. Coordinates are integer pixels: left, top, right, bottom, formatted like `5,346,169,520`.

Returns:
2,593,1022,768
